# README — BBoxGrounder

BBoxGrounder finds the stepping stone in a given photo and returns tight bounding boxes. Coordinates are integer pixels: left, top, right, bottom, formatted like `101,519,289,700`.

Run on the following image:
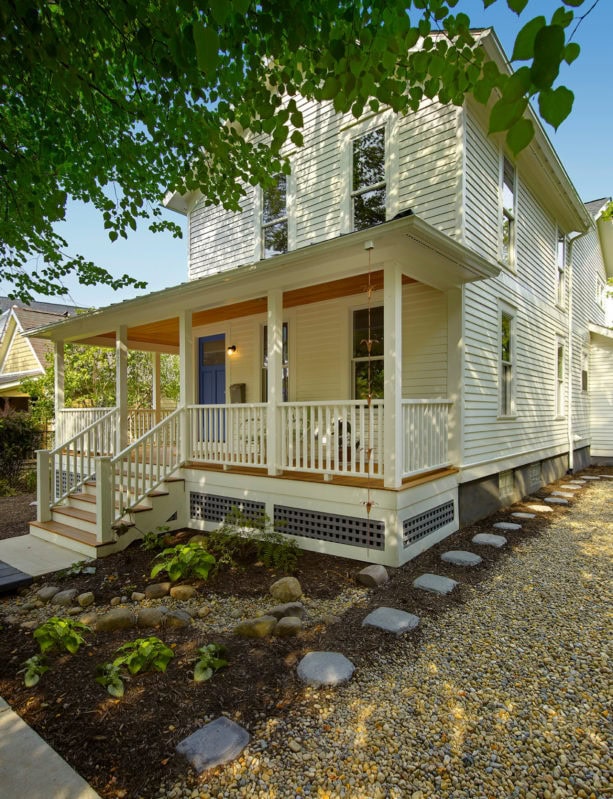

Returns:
598,474,613,480
472,533,507,548
297,652,355,687
560,484,581,490
551,491,574,499
526,504,554,513
581,476,600,480
545,497,568,505
441,550,482,567
413,573,458,595
176,717,250,773
512,512,535,519
0,561,32,595
362,607,420,635
493,522,522,531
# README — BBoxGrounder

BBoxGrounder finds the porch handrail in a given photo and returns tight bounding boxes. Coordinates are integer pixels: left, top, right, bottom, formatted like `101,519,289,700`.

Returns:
110,407,183,520
401,398,453,477
187,403,268,468
56,407,115,445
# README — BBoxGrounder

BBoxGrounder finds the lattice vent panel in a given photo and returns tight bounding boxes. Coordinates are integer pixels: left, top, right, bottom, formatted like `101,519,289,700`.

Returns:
189,492,265,523
403,501,455,548
274,506,385,550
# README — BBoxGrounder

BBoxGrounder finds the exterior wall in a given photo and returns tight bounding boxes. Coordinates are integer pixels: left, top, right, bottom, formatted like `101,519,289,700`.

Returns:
2,329,38,374
590,334,613,458
188,99,462,281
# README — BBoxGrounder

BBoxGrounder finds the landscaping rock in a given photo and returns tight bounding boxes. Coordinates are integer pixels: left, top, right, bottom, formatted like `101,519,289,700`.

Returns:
234,615,277,638
493,522,521,531
267,602,306,620
96,608,136,632
176,717,250,773
297,652,355,687
164,609,193,629
413,574,458,595
77,592,95,608
137,607,167,628
551,491,574,499
472,533,507,548
441,551,482,567
356,565,389,587
197,606,211,619
362,607,420,635
79,612,98,626
170,585,197,601
580,475,600,480
274,617,303,637
110,597,122,606
131,592,146,602
560,484,581,490
51,589,78,607
36,586,60,603
545,497,569,505
270,576,302,602
526,504,554,513
144,582,172,599
511,512,535,519
67,607,82,616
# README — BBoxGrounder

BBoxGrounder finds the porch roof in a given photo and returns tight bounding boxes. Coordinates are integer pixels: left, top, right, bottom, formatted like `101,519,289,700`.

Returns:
26,215,499,351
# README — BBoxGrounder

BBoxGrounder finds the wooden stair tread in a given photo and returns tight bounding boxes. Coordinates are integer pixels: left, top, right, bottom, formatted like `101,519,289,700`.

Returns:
31,519,99,547
53,506,97,524
72,493,97,505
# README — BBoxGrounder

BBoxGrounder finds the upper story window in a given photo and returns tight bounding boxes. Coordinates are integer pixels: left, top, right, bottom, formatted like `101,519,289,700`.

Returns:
556,338,566,418
499,308,515,417
352,306,384,399
556,230,567,307
262,175,288,258
596,275,606,310
352,127,386,231
501,157,516,268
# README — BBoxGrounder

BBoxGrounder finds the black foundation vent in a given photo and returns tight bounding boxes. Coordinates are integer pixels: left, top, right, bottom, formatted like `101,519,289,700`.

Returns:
403,500,454,548
274,505,385,550
189,492,265,523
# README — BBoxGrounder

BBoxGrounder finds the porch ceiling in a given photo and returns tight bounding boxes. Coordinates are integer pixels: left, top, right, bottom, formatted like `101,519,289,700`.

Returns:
25,215,499,350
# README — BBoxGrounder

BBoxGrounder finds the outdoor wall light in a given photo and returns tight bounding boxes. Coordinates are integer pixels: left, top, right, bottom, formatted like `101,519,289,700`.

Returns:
227,345,237,355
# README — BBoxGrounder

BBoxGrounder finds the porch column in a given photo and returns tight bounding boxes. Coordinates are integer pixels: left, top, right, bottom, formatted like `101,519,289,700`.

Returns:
54,340,65,442
179,310,194,464
383,261,403,489
266,289,283,475
116,325,128,452
152,351,162,424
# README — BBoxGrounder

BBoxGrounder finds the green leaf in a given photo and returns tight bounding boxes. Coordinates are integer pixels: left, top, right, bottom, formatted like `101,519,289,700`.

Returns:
290,130,303,148
531,25,565,90
107,679,124,698
551,7,574,28
193,23,219,75
564,42,580,65
194,663,213,682
506,117,534,154
502,67,532,102
538,86,574,130
489,97,528,134
24,671,41,687
511,16,546,61
209,0,230,25
320,77,339,101
507,0,529,13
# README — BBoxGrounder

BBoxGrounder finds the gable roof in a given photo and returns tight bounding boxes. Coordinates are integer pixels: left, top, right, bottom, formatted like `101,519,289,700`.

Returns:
0,297,81,315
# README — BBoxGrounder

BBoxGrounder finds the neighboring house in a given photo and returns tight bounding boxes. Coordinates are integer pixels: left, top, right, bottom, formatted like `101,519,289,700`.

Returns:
25,29,612,565
0,302,79,411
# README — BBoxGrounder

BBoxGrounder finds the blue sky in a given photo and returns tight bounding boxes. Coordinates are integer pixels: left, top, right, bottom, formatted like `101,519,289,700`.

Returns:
10,0,612,309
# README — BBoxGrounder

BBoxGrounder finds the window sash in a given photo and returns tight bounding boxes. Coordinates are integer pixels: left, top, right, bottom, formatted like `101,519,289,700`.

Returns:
262,323,289,402
500,311,514,416
351,127,386,231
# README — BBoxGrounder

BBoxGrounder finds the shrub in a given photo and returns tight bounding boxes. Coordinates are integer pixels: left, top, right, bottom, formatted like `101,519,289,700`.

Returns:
33,617,90,655
150,541,216,582
0,408,41,486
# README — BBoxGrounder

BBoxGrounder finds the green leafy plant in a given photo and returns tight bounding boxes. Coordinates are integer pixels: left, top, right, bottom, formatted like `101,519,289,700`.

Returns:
96,637,175,697
59,559,96,579
33,617,90,655
0,479,16,497
19,655,49,687
0,408,41,486
150,541,216,582
193,643,228,683
256,529,300,573
141,527,169,552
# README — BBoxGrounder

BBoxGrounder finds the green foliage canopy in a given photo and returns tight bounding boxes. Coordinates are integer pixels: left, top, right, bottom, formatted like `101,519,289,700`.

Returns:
1,0,594,301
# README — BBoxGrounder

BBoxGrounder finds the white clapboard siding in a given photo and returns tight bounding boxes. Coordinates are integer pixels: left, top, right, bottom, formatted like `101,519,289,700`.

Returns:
515,183,557,305
464,110,499,261
402,283,448,397
590,335,613,456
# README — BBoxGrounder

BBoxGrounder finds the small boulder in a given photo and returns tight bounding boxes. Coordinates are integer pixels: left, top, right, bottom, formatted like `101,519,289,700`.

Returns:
110,597,122,607
131,592,146,602
96,608,136,632
51,589,78,607
270,577,302,602
267,602,306,620
170,585,197,601
137,607,167,628
79,611,98,626
357,565,389,588
67,607,82,616
37,586,60,603
164,609,193,629
197,606,211,619
274,617,303,637
234,615,277,638
77,592,95,609
145,582,172,599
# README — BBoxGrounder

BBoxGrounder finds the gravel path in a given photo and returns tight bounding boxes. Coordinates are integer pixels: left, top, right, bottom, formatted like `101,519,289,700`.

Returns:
160,477,612,799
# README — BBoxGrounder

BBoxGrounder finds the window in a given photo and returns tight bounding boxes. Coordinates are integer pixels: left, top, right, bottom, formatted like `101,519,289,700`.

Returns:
352,306,384,399
261,174,288,257
581,351,589,393
501,157,516,267
261,322,289,401
500,310,515,416
556,339,566,417
596,275,606,310
556,230,567,307
352,127,386,231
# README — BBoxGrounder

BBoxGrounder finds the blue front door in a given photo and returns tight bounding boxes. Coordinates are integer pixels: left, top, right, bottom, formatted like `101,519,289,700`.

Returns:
198,335,226,404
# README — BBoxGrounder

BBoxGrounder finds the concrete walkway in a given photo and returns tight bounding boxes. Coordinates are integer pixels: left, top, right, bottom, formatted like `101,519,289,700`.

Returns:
0,535,82,577
0,697,101,799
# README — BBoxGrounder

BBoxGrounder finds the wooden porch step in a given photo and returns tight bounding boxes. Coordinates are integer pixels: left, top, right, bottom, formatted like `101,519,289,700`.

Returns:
30,519,100,548
70,491,159,513
53,506,97,525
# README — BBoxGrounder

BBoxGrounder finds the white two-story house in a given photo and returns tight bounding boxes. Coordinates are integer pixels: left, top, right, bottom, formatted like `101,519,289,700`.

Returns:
27,29,612,566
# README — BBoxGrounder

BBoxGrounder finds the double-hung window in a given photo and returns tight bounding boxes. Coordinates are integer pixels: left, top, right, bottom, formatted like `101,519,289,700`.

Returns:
261,322,289,401
352,127,386,231
557,230,567,307
262,174,288,258
500,309,515,417
352,306,384,399
501,157,516,268
556,339,566,417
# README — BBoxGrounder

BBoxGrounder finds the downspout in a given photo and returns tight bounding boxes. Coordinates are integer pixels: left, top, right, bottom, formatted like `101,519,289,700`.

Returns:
566,229,589,473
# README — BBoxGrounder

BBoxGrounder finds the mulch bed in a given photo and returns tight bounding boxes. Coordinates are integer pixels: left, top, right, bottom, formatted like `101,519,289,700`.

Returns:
0,492,36,540
0,469,608,799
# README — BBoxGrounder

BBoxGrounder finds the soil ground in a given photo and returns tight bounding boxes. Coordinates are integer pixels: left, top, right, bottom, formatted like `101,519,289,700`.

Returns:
0,492,36,540
0,468,610,799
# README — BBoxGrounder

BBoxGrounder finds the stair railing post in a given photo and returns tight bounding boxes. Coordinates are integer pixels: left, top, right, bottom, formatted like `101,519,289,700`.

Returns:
36,450,52,523
95,456,114,545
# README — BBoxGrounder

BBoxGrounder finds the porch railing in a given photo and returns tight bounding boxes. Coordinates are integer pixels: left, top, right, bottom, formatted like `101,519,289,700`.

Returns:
280,400,385,477
128,408,174,442
56,407,114,444
401,399,453,477
187,404,267,467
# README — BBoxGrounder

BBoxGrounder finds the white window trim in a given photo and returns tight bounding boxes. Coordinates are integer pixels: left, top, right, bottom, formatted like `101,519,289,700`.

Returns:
499,155,517,270
556,227,567,309
350,301,385,400
253,173,296,261
555,336,567,419
340,112,399,235
596,274,606,311
581,349,589,394
498,300,517,419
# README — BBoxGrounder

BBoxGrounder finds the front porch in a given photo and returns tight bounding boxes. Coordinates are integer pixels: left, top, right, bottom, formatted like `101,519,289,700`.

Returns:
27,216,498,566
